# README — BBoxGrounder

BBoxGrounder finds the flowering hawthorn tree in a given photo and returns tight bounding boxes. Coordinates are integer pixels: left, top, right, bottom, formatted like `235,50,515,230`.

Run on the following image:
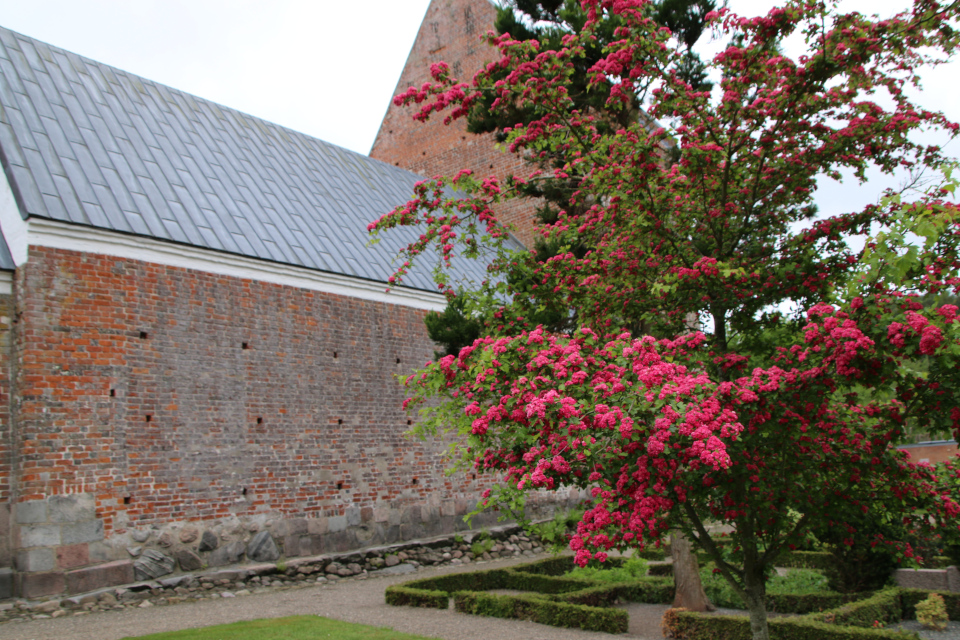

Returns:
369,0,960,638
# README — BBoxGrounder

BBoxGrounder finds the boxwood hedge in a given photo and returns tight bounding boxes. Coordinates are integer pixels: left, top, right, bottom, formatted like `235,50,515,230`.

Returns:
666,611,920,640
385,556,955,637
454,591,629,634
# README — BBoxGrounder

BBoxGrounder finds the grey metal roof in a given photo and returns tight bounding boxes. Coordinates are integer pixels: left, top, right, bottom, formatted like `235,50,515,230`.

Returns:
0,25,484,292
0,226,13,270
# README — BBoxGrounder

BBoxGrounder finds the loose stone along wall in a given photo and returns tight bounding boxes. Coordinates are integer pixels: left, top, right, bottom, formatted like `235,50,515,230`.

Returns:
3,246,576,599
1,525,546,622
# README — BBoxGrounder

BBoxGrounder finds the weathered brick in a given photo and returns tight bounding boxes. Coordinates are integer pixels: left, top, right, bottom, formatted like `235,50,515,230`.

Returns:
7,242,507,582
14,247,489,537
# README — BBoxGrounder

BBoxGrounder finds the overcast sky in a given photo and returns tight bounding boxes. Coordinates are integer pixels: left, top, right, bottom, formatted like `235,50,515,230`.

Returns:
0,0,956,219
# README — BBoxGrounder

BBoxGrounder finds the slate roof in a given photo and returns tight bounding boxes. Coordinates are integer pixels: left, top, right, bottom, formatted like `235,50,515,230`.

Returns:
0,26,483,291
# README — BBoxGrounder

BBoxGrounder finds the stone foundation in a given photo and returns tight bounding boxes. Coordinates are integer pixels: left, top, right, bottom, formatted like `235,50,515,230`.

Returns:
8,488,586,598
2,523,547,620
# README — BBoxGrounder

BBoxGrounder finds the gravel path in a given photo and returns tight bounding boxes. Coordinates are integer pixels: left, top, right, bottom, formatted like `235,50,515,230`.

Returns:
899,620,960,639
0,555,663,640
6,557,951,640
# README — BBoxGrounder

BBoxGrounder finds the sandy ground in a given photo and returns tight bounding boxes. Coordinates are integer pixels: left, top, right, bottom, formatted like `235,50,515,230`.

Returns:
1,555,669,640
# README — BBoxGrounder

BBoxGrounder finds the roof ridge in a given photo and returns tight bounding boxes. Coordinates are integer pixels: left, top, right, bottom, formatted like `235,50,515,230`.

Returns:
0,23,490,293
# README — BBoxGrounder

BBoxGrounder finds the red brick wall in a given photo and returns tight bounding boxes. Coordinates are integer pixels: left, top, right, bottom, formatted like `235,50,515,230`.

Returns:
0,289,12,567
12,246,486,537
371,0,540,247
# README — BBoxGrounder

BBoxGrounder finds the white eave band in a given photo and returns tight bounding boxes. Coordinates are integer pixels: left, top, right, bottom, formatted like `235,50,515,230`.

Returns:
24,219,445,312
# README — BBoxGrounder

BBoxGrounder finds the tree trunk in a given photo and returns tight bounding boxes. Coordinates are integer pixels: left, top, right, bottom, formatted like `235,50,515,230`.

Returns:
742,562,770,640
743,587,770,640
670,531,715,611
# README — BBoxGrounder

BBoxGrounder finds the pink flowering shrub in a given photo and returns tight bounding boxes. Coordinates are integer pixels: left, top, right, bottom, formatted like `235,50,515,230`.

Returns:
372,0,960,637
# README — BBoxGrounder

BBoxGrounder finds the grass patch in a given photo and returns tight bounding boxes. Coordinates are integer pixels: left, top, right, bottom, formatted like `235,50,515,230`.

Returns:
122,615,440,640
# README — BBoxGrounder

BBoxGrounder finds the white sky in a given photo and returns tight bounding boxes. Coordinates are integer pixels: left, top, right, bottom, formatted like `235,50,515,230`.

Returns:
0,0,956,219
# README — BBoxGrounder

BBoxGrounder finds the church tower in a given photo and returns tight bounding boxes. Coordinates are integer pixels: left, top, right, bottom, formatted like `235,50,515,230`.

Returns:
370,0,539,247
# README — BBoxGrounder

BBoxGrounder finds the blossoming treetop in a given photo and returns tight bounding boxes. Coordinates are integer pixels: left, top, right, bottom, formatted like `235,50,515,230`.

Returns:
370,1,960,638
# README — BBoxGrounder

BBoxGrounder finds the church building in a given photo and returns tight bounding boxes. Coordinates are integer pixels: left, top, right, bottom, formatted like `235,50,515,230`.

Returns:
0,0,540,599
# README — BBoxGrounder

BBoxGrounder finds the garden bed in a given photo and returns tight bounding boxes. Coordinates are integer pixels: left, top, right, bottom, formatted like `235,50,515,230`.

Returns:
386,556,960,637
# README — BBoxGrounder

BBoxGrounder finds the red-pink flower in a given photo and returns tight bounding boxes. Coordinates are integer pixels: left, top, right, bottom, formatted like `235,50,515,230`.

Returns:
919,325,944,355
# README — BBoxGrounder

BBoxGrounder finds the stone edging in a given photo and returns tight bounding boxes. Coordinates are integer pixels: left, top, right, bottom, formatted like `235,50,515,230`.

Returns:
0,524,546,624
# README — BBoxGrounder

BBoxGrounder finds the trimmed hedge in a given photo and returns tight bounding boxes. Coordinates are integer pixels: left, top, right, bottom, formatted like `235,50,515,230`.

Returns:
396,567,513,593
554,576,675,607
454,591,628,634
668,611,920,640
766,591,874,614
776,551,834,570
900,588,960,620
809,589,903,628
387,556,670,633
387,556,954,636
384,586,450,608
665,588,960,640
495,571,596,594
508,555,574,576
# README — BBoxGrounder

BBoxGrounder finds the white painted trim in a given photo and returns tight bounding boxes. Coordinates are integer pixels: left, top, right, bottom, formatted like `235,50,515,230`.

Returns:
27,219,446,312
0,167,28,266
0,271,10,295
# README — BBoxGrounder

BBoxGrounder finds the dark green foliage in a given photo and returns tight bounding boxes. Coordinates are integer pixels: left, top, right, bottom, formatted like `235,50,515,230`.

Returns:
492,571,596,594
423,295,481,358
945,544,960,567
423,0,721,354
648,563,675,577
529,508,584,553
551,576,675,607
813,511,903,593
384,586,450,609
636,546,667,561
776,551,834,571
508,555,576,576
766,592,873,615
667,611,920,640
387,555,957,637
386,556,670,633
454,591,629,633
810,589,904,628
665,588,959,639
822,544,900,594
929,556,953,569
900,589,960,620
396,568,512,593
